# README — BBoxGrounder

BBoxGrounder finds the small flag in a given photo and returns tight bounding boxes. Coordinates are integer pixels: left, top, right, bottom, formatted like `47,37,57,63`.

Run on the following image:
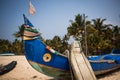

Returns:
29,1,36,15
46,46,59,55
23,14,34,27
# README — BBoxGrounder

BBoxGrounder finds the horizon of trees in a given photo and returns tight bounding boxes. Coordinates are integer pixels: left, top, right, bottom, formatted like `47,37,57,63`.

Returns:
0,13,120,55
0,39,23,55
67,14,120,55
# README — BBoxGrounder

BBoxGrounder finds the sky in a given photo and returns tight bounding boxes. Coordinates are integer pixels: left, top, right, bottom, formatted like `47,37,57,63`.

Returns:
0,0,120,42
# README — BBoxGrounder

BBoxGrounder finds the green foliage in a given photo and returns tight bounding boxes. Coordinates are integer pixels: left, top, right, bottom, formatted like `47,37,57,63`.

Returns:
1,14,120,56
13,24,25,38
0,39,12,53
12,39,23,55
67,14,85,39
0,39,23,55
67,14,120,55
0,24,25,55
45,35,69,53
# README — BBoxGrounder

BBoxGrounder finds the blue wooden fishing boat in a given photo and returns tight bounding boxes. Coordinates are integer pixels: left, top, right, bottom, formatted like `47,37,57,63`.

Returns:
22,14,120,79
88,49,120,75
23,14,71,79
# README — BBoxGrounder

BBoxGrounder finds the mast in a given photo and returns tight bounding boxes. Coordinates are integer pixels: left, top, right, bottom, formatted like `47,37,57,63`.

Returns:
84,14,88,56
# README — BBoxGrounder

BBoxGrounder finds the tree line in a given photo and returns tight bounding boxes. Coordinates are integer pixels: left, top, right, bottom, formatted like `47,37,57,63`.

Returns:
0,39,23,55
67,14,120,55
0,14,120,55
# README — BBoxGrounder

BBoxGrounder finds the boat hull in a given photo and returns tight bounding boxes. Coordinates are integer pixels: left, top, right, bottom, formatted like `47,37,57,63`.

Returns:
24,39,120,77
28,60,71,79
90,59,120,75
24,39,71,79
94,64,120,75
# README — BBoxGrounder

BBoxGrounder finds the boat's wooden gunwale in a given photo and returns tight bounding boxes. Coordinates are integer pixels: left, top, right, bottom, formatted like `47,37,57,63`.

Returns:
89,60,115,63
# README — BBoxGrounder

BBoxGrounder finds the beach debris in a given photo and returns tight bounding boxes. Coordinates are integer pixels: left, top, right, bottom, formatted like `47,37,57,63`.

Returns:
0,61,17,75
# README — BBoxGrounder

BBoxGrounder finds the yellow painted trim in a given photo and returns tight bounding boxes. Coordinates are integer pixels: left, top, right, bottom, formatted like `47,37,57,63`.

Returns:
23,36,36,40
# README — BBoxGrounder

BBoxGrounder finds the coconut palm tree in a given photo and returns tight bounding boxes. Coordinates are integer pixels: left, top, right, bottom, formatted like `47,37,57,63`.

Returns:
52,36,62,52
45,39,53,47
13,24,25,39
12,39,23,55
67,14,91,55
61,34,70,53
0,39,12,53
112,25,120,48
13,24,25,55
67,14,86,40
92,18,107,35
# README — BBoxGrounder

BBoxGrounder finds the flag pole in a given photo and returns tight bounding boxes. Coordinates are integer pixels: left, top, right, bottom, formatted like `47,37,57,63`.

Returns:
84,14,88,56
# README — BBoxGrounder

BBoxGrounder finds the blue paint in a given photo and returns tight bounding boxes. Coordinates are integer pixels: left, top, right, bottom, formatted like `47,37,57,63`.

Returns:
103,54,120,64
24,39,70,71
23,14,34,27
90,61,119,71
23,14,69,71
89,50,120,71
88,56,102,60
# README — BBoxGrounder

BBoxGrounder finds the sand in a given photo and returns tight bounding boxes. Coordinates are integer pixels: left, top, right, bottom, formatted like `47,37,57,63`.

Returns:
0,56,120,80
0,56,53,80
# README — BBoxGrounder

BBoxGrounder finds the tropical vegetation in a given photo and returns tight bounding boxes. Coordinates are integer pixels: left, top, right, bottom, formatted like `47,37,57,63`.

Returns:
0,39,23,55
0,14,120,55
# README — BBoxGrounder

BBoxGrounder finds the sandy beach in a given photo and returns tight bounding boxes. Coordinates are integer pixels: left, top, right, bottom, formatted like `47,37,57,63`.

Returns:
0,56,120,80
0,56,53,80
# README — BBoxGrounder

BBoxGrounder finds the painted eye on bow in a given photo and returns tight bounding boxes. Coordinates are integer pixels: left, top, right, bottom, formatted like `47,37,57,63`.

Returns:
43,53,52,62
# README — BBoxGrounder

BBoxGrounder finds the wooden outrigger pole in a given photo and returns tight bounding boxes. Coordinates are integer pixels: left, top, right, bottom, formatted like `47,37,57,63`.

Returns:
84,14,88,56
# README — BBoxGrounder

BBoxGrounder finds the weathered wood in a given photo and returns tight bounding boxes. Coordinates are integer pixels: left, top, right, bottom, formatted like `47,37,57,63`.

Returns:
70,41,96,80
70,53,83,80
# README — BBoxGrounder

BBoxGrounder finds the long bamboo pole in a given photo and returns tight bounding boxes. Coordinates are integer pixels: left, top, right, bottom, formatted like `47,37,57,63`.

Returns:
84,14,88,56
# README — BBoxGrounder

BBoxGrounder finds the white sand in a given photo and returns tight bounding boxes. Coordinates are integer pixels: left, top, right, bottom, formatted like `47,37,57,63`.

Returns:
0,56,53,80
0,56,120,80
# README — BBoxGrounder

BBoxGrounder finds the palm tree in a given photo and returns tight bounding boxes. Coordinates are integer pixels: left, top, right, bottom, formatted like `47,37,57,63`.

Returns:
61,34,70,53
91,18,116,54
113,26,119,37
45,39,52,47
112,25,120,48
62,34,70,42
0,39,13,53
92,18,107,35
84,25,97,55
13,24,25,55
67,14,86,40
67,14,91,55
12,39,23,55
13,24,25,39
52,36,62,52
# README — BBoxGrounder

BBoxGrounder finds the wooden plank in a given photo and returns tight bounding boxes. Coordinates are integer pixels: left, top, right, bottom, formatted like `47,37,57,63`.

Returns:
76,53,95,80
81,51,96,78
70,52,83,80
80,52,96,80
70,41,96,80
